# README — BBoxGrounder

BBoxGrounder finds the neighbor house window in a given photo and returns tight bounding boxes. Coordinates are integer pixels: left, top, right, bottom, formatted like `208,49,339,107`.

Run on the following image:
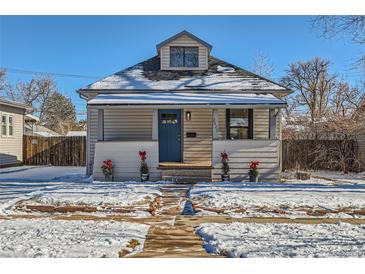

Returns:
226,109,253,140
1,114,14,136
8,116,13,136
1,114,7,136
170,47,198,67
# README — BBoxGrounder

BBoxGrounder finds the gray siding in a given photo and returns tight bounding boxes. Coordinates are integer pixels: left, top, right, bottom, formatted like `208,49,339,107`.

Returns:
87,107,153,175
86,105,98,175
160,34,208,70
183,109,212,164
0,104,24,166
103,109,153,141
253,108,270,140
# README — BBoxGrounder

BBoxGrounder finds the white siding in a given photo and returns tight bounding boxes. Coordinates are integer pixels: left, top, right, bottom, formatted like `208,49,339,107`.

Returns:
160,34,208,70
0,105,24,166
93,141,160,181
212,140,280,181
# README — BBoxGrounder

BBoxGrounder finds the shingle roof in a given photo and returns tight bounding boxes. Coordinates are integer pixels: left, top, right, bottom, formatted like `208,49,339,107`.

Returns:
79,55,291,93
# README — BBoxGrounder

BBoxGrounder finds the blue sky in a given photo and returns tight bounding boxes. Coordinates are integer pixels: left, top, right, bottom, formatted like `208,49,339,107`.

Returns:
0,16,363,120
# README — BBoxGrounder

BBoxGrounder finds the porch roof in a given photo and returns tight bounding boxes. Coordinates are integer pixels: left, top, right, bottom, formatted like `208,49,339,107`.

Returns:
87,93,287,107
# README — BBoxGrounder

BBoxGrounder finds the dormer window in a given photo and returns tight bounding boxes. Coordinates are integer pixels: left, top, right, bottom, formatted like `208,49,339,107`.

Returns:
170,47,198,68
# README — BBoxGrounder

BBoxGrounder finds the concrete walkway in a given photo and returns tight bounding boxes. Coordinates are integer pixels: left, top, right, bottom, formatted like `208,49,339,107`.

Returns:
130,183,220,258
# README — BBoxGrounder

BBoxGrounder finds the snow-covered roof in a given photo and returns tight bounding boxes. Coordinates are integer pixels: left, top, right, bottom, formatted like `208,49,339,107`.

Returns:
25,114,40,122
88,93,286,107
79,56,291,93
66,131,87,137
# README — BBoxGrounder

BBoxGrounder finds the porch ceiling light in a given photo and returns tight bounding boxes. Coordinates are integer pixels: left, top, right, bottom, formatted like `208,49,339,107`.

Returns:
186,111,192,121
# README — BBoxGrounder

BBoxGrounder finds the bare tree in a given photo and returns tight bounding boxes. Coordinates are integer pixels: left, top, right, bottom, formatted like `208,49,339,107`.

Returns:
0,69,12,97
313,16,365,44
252,51,275,80
8,76,57,119
312,16,365,74
281,57,337,128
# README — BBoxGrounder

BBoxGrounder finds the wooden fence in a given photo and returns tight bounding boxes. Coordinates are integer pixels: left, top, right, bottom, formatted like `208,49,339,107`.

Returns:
282,139,359,172
23,135,86,166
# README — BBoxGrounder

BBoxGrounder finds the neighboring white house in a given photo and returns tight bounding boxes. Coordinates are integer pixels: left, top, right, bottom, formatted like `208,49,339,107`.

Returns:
24,114,61,137
78,30,292,182
0,98,31,167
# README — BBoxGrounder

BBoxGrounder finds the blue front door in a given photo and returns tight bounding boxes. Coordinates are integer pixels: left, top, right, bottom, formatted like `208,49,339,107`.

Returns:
158,109,182,162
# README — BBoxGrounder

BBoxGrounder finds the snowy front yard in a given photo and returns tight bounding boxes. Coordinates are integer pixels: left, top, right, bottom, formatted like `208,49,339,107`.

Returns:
190,181,365,218
197,222,365,257
0,219,149,258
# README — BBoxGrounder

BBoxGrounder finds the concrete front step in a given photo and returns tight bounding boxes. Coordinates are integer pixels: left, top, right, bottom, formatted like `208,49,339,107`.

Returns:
162,176,211,183
162,169,211,177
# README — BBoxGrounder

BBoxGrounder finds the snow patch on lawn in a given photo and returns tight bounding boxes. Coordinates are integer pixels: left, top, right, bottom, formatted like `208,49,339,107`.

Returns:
197,222,365,257
0,181,164,215
191,182,365,218
0,219,149,258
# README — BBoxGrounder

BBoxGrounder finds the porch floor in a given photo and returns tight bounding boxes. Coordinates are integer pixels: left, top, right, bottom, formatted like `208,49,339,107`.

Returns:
158,161,212,169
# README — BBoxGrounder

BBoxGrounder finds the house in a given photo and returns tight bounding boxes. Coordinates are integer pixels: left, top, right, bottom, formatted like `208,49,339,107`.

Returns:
78,30,291,182
0,98,31,167
24,114,61,137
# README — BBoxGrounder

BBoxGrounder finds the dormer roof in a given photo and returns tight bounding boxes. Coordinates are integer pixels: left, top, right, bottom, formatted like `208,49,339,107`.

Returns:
156,30,213,54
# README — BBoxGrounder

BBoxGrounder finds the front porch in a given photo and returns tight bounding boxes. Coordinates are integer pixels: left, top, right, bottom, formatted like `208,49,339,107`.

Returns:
88,92,286,182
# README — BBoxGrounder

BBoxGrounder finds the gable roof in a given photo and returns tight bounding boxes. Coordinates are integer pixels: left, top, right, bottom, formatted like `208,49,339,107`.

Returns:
156,30,213,52
78,55,291,94
0,97,32,111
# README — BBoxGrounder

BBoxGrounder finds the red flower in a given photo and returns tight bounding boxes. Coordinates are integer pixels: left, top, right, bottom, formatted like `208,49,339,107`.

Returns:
221,152,229,162
101,159,113,169
249,160,260,170
139,151,147,161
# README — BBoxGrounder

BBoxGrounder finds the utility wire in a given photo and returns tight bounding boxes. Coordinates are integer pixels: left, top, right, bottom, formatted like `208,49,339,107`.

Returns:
3,67,100,79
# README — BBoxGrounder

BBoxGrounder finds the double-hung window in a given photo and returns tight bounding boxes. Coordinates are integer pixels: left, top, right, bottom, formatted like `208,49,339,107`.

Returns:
226,109,253,140
170,47,199,68
1,113,14,137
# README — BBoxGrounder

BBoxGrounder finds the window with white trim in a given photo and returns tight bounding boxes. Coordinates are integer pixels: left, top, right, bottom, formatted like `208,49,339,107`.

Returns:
1,113,14,136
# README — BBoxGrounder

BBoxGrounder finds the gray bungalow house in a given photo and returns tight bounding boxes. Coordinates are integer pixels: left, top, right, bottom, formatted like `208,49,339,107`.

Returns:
78,31,291,182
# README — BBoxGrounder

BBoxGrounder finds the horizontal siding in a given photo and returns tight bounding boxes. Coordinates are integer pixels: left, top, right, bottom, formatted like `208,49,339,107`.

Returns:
212,140,280,182
160,34,208,70
0,105,24,166
93,141,161,181
254,108,269,140
86,106,98,175
183,109,212,164
103,109,152,141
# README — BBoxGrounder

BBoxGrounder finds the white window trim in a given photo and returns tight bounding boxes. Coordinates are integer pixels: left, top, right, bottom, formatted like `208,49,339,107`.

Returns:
1,112,14,138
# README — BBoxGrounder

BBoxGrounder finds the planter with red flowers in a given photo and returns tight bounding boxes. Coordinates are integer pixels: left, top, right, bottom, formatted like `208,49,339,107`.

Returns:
139,150,150,182
101,159,113,181
220,151,230,182
248,160,260,182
